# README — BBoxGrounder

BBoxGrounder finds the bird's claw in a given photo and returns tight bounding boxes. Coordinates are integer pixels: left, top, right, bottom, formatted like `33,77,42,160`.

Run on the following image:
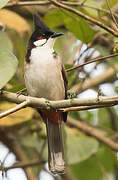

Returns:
67,90,76,99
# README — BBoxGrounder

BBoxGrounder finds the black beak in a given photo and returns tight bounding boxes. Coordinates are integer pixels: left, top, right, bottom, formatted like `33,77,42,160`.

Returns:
51,32,64,38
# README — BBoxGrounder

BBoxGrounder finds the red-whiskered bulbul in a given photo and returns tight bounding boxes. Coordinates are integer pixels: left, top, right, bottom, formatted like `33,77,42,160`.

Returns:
24,14,68,174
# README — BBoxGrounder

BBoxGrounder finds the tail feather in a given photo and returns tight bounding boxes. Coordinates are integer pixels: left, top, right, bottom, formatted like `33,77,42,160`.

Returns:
46,119,65,174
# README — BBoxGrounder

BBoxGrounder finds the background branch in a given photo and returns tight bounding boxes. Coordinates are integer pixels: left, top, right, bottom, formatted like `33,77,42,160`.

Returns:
67,117,118,151
66,53,118,72
71,63,118,94
50,0,118,37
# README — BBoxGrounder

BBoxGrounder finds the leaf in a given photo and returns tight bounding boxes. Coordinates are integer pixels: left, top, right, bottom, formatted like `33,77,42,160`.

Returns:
44,9,64,28
0,103,35,126
0,48,18,89
61,11,95,43
71,146,116,180
0,0,10,9
44,9,95,43
22,123,48,160
98,108,111,128
66,127,99,164
0,31,13,51
83,0,101,17
0,9,31,35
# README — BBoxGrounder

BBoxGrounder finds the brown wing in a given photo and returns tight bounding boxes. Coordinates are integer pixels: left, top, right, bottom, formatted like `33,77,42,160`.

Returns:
61,65,68,122
62,65,68,99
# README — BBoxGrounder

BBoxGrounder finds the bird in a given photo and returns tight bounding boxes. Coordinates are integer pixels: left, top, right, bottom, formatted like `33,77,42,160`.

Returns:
24,14,68,174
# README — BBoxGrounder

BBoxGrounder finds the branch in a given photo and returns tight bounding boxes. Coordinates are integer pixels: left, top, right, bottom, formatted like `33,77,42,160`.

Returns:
62,104,113,112
6,0,118,20
0,101,29,119
66,53,118,72
1,91,118,111
6,0,50,7
67,118,118,151
49,0,118,37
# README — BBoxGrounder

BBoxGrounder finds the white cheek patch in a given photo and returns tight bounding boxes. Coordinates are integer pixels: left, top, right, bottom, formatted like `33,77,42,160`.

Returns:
33,39,46,47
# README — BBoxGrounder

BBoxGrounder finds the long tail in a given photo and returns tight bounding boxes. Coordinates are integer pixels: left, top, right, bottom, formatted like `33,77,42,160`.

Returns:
45,113,65,174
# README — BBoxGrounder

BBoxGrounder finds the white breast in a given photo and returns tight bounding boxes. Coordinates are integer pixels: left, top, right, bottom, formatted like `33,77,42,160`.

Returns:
24,45,65,100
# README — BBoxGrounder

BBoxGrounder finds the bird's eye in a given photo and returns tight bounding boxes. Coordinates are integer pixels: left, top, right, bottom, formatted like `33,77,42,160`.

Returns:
37,36,44,40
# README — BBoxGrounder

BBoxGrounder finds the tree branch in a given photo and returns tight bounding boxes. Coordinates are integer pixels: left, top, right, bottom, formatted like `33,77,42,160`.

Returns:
6,0,118,20
1,91,118,112
67,118,118,151
49,0,118,37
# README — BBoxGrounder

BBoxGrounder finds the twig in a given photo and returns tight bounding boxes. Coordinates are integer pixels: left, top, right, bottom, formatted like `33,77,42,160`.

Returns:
66,53,118,72
49,0,118,37
6,0,118,20
106,0,118,30
6,0,118,36
0,101,29,119
62,104,113,112
81,0,88,5
63,1,118,19
6,0,50,7
67,118,118,151
1,159,46,171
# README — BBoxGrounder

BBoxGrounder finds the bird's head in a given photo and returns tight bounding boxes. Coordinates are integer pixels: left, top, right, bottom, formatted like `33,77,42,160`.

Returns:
30,14,63,48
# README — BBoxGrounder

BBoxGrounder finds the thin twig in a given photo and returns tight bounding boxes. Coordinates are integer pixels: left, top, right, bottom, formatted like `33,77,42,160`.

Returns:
62,104,113,112
49,0,118,37
6,0,50,7
63,1,118,19
6,0,118,36
80,0,88,5
2,160,46,171
106,0,118,30
0,101,29,119
66,53,118,72
6,0,118,20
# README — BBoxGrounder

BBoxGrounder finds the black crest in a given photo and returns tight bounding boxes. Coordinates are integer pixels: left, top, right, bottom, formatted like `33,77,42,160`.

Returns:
31,14,54,41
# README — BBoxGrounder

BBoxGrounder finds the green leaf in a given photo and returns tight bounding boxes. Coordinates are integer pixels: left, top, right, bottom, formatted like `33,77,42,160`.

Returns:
44,9,95,43
71,146,116,180
98,108,111,128
66,127,99,164
0,49,18,89
83,0,101,17
72,156,102,180
61,11,95,43
0,0,10,9
44,9,64,28
0,31,13,51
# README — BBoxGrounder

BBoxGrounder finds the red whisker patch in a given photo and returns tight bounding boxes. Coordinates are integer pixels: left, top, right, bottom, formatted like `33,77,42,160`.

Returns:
37,36,44,40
